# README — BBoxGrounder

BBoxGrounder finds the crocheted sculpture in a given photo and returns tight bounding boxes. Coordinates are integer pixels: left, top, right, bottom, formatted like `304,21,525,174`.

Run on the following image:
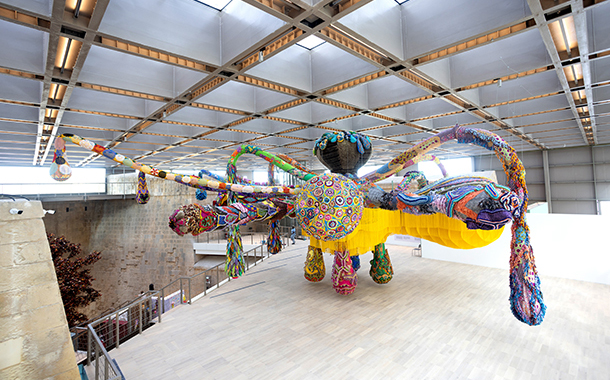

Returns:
136,171,150,204
267,220,282,255
49,138,71,181
297,173,363,241
304,245,325,282
50,124,545,326
369,244,393,284
331,248,357,295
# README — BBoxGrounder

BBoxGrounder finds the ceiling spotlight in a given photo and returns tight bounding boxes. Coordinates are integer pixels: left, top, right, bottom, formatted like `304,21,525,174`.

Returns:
258,51,264,63
44,209,56,215
9,208,23,215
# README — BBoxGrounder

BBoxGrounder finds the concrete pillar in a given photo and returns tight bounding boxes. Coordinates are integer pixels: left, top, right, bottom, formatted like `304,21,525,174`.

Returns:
0,200,79,379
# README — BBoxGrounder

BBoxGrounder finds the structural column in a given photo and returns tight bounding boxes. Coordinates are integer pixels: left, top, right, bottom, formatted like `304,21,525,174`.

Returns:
542,150,553,214
0,200,79,379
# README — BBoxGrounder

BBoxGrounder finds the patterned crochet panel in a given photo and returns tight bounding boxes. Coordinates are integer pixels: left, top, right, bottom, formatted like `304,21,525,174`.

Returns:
369,243,393,284
135,171,150,204
331,249,357,295
304,245,325,282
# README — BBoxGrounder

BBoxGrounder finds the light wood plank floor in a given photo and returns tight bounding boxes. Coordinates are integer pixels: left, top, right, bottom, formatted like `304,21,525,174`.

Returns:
110,241,610,379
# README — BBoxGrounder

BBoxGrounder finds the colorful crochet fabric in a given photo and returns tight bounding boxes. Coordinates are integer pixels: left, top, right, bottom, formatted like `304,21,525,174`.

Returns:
369,243,393,284
49,138,71,181
135,171,150,204
304,245,325,282
296,173,363,241
331,248,357,295
267,220,282,255
51,125,545,326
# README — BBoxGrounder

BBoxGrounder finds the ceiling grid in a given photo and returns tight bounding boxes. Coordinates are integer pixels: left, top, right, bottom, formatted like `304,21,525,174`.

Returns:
0,0,608,172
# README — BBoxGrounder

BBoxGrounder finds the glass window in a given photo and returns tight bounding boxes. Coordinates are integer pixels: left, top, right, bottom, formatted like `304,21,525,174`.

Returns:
0,167,106,195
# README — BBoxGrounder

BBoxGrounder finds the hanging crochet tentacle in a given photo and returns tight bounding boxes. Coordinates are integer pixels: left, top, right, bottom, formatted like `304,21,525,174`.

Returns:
266,165,282,254
453,126,545,326
369,243,393,284
50,138,71,181
136,171,150,204
267,220,282,254
225,161,245,278
331,247,357,295
304,245,325,282
195,170,207,201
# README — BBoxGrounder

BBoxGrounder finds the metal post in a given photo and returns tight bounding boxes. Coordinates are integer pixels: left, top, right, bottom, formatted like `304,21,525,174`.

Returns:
159,289,164,323
591,146,600,215
95,340,99,380
138,301,142,334
542,150,553,213
180,278,183,305
188,278,192,304
115,311,120,349
104,355,109,379
87,327,92,366
216,268,219,289
204,271,207,296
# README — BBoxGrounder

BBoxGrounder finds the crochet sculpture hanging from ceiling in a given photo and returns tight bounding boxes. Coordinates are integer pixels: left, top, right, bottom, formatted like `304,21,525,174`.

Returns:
50,124,546,326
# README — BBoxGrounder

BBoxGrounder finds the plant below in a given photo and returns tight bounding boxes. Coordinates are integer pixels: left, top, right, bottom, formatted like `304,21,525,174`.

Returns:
47,233,101,327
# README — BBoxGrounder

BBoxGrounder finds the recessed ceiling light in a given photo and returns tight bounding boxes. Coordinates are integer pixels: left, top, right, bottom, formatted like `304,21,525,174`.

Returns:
297,36,326,50
194,0,232,11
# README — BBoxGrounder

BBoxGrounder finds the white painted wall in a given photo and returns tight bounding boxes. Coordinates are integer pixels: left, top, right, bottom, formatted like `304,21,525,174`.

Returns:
421,213,610,285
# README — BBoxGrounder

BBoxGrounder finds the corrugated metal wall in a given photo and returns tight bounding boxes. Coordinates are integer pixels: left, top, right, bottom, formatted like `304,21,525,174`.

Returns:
473,145,610,215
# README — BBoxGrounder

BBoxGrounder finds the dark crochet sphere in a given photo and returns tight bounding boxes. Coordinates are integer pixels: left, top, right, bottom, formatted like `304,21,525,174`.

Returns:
315,136,372,175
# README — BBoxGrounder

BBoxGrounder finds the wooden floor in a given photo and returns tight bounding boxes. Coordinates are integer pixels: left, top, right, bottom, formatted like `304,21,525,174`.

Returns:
110,241,610,379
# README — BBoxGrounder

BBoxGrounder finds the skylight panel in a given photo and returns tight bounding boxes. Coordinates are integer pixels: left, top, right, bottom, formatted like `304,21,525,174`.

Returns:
194,0,232,11
297,36,326,50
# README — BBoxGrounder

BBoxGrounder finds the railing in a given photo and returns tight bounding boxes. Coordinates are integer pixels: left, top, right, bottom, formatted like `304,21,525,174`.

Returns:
195,231,268,245
77,243,269,380
87,324,122,380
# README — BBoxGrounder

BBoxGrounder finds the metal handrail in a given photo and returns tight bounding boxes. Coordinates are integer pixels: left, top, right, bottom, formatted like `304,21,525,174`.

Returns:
79,243,270,379
87,325,122,380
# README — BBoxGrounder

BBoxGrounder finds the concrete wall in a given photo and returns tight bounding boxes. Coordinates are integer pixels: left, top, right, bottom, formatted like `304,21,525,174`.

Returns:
43,174,217,318
0,200,79,379
474,145,610,215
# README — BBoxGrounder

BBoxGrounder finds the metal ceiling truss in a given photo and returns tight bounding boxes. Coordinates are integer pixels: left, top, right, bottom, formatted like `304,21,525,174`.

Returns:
0,0,608,172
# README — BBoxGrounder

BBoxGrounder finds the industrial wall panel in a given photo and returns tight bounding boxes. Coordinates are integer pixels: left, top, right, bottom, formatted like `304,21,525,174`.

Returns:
552,200,597,215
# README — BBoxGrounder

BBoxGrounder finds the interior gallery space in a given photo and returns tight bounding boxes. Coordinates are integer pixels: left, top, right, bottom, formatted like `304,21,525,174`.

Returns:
0,0,609,379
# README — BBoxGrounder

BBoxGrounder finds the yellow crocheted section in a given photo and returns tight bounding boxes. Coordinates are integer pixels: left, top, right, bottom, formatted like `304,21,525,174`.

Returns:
307,208,504,255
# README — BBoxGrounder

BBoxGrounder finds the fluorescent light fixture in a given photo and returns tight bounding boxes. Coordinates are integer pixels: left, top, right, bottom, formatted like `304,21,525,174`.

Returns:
194,0,232,11
297,36,326,50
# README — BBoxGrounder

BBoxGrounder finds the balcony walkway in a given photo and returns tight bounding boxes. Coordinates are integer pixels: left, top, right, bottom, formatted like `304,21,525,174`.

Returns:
110,240,610,379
